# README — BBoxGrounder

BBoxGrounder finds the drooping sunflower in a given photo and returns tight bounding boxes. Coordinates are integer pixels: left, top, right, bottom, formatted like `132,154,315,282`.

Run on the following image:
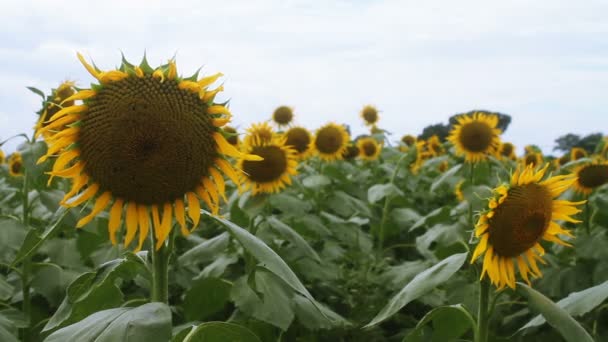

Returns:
572,160,608,195
447,112,501,162
357,137,382,161
427,135,445,156
272,106,294,127
313,123,350,161
570,147,588,161
223,126,239,146
498,142,516,160
243,122,274,146
360,105,379,126
8,153,23,177
401,134,416,147
34,81,77,139
37,53,260,251
238,136,298,194
471,163,583,289
523,152,543,168
284,126,313,159
343,143,360,160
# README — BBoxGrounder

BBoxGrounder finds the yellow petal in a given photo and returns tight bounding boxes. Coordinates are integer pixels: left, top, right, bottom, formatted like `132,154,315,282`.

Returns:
155,203,173,250
108,198,124,245
64,183,99,208
124,202,138,247
214,133,263,160
209,168,227,202
208,105,231,116
152,205,161,239
48,104,87,123
174,198,188,236
471,234,488,262
197,72,223,88
136,205,150,252
76,191,112,228
186,192,201,229
167,60,177,80
77,52,102,80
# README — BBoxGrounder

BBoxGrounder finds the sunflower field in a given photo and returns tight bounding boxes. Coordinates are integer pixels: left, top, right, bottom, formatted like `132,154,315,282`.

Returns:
0,54,607,342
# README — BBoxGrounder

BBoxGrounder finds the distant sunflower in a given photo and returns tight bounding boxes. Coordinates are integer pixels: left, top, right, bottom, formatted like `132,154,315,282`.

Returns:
357,137,382,161
343,143,360,160
499,142,516,160
427,135,445,156
438,160,449,173
570,147,587,161
454,180,465,201
8,153,23,177
401,135,416,147
411,141,431,174
272,106,294,127
0,149,5,164
447,112,501,162
284,126,313,159
572,160,608,195
523,153,543,168
37,53,261,251
244,122,274,146
35,81,76,139
239,136,298,194
471,164,583,289
360,105,379,126
313,123,350,161
555,154,570,168
223,126,239,146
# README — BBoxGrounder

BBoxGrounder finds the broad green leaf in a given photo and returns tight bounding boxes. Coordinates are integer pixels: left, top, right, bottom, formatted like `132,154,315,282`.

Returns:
183,277,232,321
266,217,321,263
365,253,467,328
522,281,608,329
390,208,421,227
368,183,404,204
516,283,594,342
409,207,451,232
301,174,331,189
0,275,14,301
183,322,261,342
404,304,476,342
44,303,172,342
177,233,230,266
0,218,28,263
430,164,462,192
268,193,312,217
292,295,350,330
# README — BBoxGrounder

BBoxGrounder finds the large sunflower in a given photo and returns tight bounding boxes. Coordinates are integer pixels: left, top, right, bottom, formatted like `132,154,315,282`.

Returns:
471,164,583,289
238,136,298,194
570,147,587,161
447,112,501,162
243,122,274,146
8,153,23,177
572,160,608,195
37,53,260,251
34,81,76,139
357,137,382,161
313,123,350,161
272,106,294,127
284,126,313,159
360,105,379,126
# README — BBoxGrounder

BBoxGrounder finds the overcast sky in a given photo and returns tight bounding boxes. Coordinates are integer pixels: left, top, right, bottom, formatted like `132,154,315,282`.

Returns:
1,0,606,154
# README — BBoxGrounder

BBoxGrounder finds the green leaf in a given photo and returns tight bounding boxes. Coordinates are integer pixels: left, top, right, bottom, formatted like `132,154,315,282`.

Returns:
0,275,14,301
409,207,451,232
177,233,230,266
430,164,462,192
404,304,476,342
365,252,467,328
266,217,321,263
301,175,331,189
516,282,594,342
26,86,46,99
183,322,261,342
292,295,350,330
268,193,312,217
368,183,404,204
0,218,28,263
390,208,421,227
521,281,608,330
44,303,172,342
183,277,232,321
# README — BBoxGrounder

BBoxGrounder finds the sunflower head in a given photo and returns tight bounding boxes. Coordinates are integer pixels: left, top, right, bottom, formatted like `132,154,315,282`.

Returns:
499,142,516,160
244,122,275,146
272,106,294,127
8,153,23,177
343,143,360,160
447,112,501,162
411,141,431,174
239,136,298,195
438,160,449,173
570,147,588,161
223,126,239,146
313,123,350,161
556,154,570,168
37,53,261,251
357,137,382,161
427,135,445,156
360,105,379,126
401,134,416,146
471,163,583,289
35,81,77,139
573,160,608,195
454,180,465,201
523,152,543,168
284,126,313,159
0,149,5,165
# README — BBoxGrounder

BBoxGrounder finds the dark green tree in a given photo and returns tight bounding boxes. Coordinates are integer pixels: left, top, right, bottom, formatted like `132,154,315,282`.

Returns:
554,133,602,153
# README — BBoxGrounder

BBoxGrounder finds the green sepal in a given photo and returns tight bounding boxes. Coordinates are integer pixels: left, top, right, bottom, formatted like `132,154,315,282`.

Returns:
183,67,202,82
139,53,155,74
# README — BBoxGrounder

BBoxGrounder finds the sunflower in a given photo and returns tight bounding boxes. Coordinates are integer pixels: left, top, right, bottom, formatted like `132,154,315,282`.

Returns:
238,136,298,194
454,180,465,201
572,160,608,195
35,81,76,139
284,126,313,159
498,142,516,160
272,106,294,127
313,123,350,161
244,122,274,146
438,160,449,173
411,141,431,174
427,135,445,156
343,143,360,160
37,53,261,251
523,153,543,168
570,147,587,161
223,126,239,146
357,137,382,161
555,154,570,168
360,105,379,126
447,112,501,162
401,135,416,147
0,149,5,164
471,163,583,289
8,153,23,177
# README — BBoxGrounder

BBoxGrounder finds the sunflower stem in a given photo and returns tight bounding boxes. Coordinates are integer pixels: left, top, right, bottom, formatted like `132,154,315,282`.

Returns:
476,277,490,342
468,162,476,229
378,153,408,252
150,234,170,304
585,198,591,235
20,170,31,342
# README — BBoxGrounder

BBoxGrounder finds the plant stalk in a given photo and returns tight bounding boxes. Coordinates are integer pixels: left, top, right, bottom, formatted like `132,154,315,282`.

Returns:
150,234,170,304
378,154,408,252
476,278,490,342
21,170,31,342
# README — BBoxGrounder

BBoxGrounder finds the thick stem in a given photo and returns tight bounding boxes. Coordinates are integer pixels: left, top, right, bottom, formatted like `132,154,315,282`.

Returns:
378,154,408,252
150,234,170,304
476,278,490,342
21,170,31,342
